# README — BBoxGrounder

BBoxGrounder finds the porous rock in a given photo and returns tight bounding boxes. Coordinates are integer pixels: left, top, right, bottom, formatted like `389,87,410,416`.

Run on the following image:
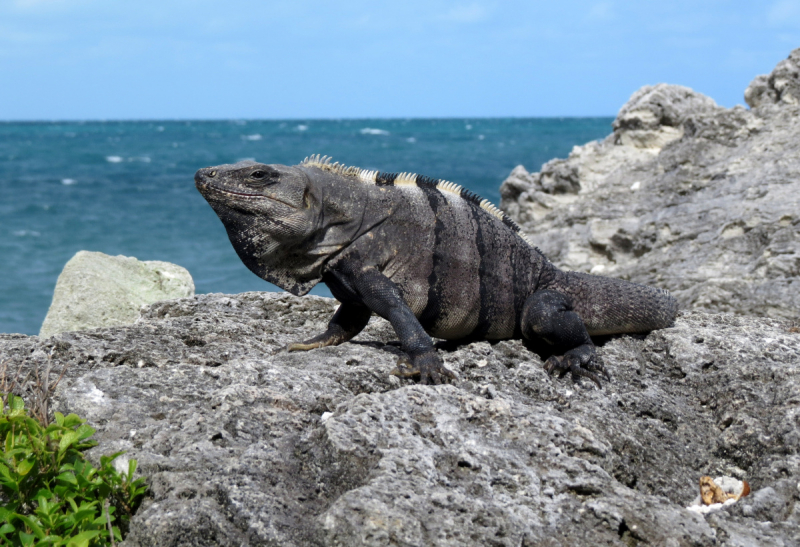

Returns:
500,49,800,321
2,291,799,546
39,251,195,339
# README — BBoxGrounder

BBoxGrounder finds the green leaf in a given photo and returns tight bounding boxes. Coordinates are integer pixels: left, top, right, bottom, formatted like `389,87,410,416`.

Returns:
57,470,78,485
58,430,80,455
0,521,14,535
9,394,24,412
75,423,95,441
14,513,46,539
72,500,99,521
34,487,55,501
16,457,35,476
44,423,64,436
128,458,138,479
61,414,84,428
19,531,36,547
65,529,102,547
0,461,13,479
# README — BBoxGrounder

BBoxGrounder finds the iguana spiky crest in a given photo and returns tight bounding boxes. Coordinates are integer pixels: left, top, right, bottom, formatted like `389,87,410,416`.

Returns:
301,154,535,247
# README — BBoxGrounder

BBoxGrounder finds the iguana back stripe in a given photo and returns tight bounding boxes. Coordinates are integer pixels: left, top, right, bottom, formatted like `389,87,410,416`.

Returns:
417,185,446,331
469,203,492,340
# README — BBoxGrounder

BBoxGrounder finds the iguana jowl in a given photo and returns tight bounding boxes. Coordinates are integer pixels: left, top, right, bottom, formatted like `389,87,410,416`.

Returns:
195,155,678,385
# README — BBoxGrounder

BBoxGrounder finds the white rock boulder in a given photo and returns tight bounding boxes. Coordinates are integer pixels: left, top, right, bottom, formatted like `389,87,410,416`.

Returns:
39,251,194,338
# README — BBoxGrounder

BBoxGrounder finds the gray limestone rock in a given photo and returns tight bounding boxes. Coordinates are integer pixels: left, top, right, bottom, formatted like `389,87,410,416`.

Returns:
39,251,195,339
500,50,800,321
745,49,800,109
2,291,799,546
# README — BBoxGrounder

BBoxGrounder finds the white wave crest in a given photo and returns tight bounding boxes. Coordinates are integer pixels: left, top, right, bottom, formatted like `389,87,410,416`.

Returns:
243,134,263,141
360,128,389,136
61,178,76,185
106,155,150,163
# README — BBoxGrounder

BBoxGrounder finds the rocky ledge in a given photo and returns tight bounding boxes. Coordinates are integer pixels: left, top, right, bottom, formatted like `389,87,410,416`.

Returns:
2,292,799,546
500,49,800,321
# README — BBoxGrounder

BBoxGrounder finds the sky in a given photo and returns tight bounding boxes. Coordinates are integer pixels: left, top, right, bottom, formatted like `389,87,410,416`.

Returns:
1,0,799,120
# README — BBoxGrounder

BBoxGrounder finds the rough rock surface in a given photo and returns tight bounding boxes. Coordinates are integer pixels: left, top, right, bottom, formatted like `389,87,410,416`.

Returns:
39,251,195,339
2,291,799,546
500,50,800,321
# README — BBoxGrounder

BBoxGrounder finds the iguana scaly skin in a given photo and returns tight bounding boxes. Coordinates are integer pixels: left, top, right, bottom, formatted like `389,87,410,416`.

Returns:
195,155,678,385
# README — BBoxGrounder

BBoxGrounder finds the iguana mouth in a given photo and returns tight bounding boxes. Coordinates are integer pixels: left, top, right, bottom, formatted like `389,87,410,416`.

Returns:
201,183,298,209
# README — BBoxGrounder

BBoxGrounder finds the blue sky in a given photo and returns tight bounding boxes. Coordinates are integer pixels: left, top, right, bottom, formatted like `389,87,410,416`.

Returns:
1,0,798,119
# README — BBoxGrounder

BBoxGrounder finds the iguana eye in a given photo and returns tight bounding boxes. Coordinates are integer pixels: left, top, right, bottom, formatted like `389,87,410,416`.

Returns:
250,170,266,180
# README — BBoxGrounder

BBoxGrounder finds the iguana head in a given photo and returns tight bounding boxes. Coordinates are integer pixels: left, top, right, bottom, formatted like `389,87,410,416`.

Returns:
195,160,315,238
195,160,324,295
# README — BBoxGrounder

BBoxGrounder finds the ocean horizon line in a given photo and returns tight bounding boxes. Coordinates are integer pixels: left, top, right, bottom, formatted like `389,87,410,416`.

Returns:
0,115,616,125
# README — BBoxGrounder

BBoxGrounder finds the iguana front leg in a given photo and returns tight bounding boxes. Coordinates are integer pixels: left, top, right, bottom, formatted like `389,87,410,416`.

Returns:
288,301,372,351
326,263,455,385
522,289,610,387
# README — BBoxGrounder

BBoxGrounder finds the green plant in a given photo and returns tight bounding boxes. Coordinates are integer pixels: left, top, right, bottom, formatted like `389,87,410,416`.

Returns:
0,393,147,546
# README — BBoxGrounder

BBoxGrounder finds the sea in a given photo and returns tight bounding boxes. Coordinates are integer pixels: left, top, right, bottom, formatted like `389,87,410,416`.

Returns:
0,118,613,336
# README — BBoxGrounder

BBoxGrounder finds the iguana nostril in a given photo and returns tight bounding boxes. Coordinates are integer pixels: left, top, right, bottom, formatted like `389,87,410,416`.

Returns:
194,168,216,183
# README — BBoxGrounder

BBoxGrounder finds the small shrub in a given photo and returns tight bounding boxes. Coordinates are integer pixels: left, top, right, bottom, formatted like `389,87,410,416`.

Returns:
0,393,147,546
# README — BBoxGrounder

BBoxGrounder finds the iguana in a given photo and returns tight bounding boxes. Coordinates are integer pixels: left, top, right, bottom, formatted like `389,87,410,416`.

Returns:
195,155,678,385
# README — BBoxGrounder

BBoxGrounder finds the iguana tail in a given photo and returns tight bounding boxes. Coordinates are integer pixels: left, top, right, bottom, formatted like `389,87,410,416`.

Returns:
547,271,678,336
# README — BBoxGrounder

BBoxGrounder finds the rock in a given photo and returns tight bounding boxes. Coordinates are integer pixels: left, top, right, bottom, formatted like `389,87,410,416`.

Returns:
745,49,800,108
500,49,800,321
613,84,720,150
2,291,799,545
39,251,195,339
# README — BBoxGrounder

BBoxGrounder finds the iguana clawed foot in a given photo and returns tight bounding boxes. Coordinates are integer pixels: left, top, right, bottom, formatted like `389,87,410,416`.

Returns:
391,353,457,385
287,341,326,352
287,329,352,353
544,345,611,388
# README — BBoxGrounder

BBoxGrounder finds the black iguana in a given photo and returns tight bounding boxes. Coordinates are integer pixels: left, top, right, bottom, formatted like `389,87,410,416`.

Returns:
195,155,678,385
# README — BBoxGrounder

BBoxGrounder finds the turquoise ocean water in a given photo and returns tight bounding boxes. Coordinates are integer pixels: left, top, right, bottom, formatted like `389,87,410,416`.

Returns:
0,118,613,335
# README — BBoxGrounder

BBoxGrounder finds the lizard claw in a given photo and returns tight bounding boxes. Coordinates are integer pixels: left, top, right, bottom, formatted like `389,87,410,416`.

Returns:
544,346,610,388
287,341,323,352
390,353,456,385
390,356,419,378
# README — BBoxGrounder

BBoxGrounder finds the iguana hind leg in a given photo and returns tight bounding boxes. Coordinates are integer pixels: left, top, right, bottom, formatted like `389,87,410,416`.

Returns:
288,301,372,351
522,289,610,387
